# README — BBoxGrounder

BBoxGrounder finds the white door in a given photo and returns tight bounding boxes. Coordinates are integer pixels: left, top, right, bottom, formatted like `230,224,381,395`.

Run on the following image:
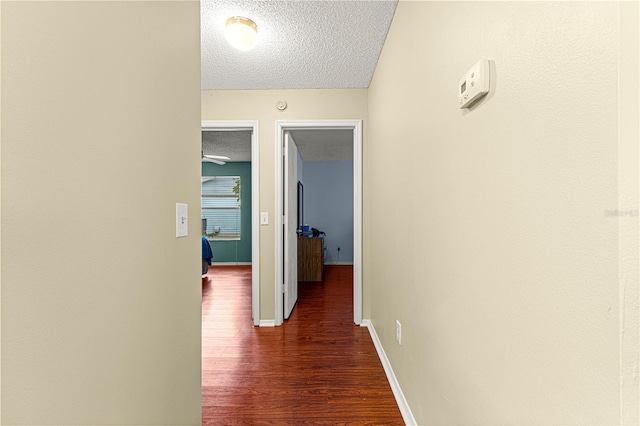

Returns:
283,132,299,319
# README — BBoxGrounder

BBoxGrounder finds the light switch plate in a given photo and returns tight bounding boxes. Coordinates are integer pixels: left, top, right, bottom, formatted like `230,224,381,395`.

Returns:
176,203,188,237
260,212,269,225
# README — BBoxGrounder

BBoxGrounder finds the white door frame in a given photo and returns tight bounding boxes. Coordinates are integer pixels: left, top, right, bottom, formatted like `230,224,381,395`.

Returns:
275,120,363,326
202,120,260,326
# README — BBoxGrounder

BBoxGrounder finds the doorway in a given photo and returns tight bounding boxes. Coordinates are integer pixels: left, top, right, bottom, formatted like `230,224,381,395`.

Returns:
201,120,260,325
275,120,363,326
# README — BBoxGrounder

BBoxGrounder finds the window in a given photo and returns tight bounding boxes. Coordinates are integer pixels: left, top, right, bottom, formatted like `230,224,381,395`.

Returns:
201,176,240,240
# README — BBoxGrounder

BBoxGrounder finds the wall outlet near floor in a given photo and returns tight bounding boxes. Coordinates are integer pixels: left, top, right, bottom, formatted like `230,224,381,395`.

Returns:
396,320,402,345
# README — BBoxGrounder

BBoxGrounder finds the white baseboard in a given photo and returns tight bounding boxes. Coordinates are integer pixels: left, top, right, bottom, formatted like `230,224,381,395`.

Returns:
258,320,275,327
212,262,252,266
361,319,417,426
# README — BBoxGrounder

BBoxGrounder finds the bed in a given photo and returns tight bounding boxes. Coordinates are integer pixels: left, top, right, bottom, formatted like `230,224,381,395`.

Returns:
202,236,213,275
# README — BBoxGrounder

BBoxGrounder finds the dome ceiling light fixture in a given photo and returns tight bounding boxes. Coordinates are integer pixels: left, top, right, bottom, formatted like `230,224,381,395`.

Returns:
224,16,258,51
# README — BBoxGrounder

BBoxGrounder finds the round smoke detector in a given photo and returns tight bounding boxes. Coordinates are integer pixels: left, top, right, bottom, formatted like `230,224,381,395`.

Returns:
275,100,288,111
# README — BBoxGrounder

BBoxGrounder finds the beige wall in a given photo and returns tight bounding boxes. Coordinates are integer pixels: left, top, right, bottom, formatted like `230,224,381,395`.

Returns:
368,1,638,425
201,89,368,320
619,2,640,424
1,2,202,424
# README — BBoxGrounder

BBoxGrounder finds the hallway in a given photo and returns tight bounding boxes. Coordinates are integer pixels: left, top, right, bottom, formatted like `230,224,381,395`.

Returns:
202,265,404,424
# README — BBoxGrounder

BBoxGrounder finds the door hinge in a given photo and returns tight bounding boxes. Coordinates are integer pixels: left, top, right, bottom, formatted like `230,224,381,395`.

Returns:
282,283,286,293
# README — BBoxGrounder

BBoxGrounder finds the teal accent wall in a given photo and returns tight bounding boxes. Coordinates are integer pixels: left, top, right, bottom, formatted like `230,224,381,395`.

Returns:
202,162,251,263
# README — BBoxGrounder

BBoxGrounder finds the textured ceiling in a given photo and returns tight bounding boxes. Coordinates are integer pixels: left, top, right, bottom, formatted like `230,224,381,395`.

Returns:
201,0,398,90
289,129,353,161
201,1,385,160
202,130,252,162
202,129,353,162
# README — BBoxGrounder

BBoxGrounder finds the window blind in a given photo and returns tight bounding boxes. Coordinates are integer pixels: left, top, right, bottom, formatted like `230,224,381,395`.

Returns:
201,176,240,240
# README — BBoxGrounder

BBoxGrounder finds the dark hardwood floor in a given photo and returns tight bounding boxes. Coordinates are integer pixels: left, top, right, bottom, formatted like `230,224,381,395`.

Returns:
202,265,404,425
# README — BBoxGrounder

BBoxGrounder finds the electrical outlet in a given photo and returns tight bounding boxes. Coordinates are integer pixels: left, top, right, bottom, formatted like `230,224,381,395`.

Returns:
396,320,402,345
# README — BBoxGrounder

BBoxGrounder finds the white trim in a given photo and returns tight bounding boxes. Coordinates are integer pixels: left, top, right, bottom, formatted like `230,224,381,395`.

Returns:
361,319,417,426
259,320,276,327
210,262,252,266
275,120,363,326
275,124,284,325
201,120,260,326
352,121,363,325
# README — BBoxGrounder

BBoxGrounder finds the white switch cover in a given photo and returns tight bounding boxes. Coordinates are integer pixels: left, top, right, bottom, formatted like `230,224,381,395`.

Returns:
176,203,188,237
260,212,269,225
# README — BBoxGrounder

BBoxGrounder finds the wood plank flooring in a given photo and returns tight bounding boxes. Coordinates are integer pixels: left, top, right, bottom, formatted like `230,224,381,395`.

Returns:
202,265,404,425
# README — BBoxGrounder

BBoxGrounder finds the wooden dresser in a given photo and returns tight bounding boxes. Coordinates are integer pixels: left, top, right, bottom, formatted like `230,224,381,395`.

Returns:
298,237,324,282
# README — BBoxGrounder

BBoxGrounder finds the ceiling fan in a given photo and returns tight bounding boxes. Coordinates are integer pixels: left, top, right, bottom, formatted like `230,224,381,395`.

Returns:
201,152,230,165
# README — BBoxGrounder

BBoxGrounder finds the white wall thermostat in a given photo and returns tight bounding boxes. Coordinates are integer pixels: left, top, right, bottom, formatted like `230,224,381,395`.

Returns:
459,59,491,109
